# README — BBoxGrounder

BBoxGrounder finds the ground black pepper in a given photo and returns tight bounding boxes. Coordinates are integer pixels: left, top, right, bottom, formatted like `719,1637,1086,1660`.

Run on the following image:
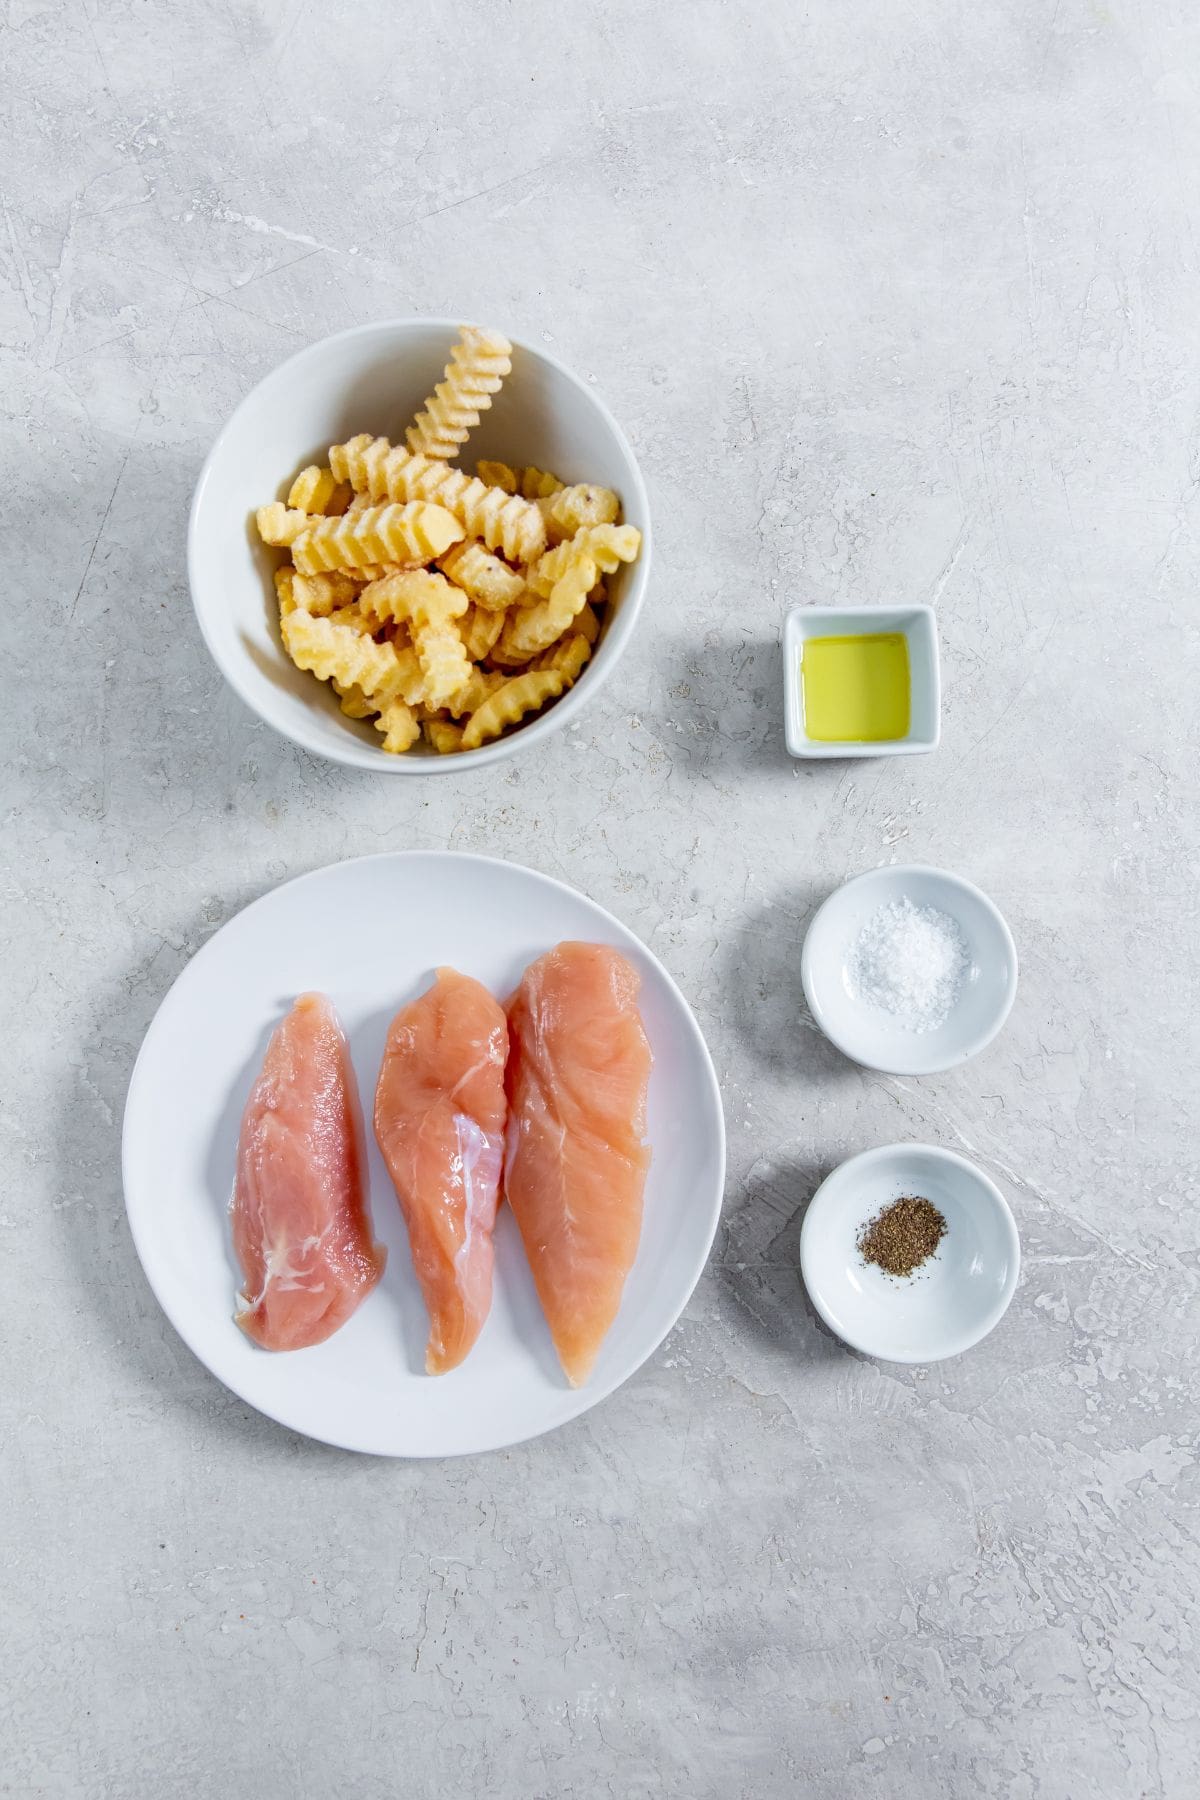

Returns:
857,1195,946,1278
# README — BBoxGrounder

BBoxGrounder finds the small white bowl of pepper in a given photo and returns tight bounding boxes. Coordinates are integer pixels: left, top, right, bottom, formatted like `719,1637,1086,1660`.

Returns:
799,1144,1020,1363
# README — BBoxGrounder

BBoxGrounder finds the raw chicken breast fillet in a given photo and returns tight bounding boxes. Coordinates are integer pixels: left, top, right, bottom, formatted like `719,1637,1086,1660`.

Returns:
374,968,509,1374
232,992,385,1350
505,942,653,1387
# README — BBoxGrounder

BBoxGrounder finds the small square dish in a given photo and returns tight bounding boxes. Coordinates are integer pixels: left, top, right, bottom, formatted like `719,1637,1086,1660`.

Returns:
784,605,940,759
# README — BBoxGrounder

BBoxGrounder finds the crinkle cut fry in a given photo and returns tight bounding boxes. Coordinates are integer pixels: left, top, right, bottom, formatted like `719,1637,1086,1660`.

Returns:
291,502,462,573
476,460,517,493
443,666,506,718
328,435,546,564
256,502,312,547
576,601,602,644
526,523,641,597
291,570,362,615
413,617,473,710
374,700,421,754
374,645,429,709
332,680,375,720
287,465,349,515
461,670,566,752
493,552,596,664
424,716,465,754
460,604,505,662
355,572,473,708
437,538,525,611
544,483,620,544
274,566,298,616
533,632,592,684
325,603,372,635
357,568,467,629
281,610,402,693
406,326,513,460
281,611,427,711
519,466,564,500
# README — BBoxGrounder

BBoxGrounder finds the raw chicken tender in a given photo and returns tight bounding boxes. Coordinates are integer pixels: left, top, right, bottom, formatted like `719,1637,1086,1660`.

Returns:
232,993,385,1350
374,968,509,1374
504,942,653,1387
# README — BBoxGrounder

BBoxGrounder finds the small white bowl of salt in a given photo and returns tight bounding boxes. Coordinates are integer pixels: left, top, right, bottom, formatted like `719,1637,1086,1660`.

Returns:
801,865,1018,1075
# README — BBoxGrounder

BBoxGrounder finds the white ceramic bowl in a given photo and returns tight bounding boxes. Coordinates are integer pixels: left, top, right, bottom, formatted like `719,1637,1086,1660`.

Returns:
784,604,940,759
800,1144,1020,1362
801,864,1017,1075
188,319,652,773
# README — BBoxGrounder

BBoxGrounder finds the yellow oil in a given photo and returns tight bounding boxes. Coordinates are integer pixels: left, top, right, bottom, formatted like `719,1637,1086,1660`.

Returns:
801,632,911,742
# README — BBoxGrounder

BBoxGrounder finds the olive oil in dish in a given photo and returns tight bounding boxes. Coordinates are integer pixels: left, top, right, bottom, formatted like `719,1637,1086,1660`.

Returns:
801,632,911,743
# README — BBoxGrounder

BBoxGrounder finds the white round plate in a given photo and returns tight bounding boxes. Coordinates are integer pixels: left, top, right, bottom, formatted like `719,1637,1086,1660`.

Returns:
122,853,725,1457
801,864,1018,1075
799,1144,1020,1363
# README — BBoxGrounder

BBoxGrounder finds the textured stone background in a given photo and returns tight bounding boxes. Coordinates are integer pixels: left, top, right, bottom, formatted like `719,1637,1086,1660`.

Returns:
3,2,1198,1795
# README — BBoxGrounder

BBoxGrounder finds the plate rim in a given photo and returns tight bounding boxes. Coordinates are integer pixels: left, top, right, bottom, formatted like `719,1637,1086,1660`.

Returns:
120,850,727,1457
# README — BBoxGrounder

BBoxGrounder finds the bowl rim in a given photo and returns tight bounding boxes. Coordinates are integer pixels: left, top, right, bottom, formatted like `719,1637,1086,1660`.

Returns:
799,1141,1021,1363
186,316,652,774
800,862,1018,1074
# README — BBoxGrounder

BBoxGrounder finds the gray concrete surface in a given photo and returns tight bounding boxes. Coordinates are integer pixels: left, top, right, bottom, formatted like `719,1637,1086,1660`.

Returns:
3,2,1199,1795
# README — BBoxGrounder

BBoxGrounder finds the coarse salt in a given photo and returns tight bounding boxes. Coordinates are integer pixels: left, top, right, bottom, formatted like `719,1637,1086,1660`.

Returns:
846,896,968,1032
